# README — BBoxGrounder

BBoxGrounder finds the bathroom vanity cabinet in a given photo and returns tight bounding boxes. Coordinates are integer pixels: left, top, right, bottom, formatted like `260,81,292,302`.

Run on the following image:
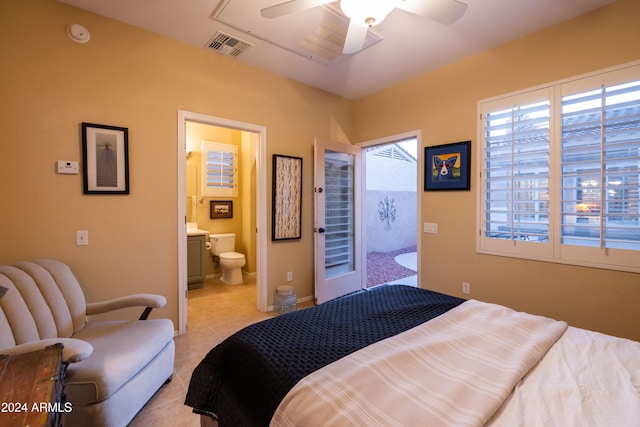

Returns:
187,234,206,289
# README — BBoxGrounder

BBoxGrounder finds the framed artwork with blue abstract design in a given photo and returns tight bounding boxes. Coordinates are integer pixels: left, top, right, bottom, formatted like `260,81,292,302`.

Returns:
424,141,471,191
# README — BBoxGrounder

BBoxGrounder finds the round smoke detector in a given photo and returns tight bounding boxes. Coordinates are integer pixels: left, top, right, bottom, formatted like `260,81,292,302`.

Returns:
66,23,90,43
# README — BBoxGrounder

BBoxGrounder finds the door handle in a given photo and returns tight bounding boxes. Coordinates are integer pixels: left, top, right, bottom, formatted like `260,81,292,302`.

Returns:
315,227,326,234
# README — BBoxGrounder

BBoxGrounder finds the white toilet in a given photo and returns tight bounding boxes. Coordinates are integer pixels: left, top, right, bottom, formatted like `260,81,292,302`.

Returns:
209,233,246,285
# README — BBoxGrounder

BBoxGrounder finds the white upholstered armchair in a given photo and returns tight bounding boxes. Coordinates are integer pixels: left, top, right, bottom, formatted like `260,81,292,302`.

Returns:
0,259,175,427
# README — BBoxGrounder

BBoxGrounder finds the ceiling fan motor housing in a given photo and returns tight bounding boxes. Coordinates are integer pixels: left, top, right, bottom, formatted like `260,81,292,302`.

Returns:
340,0,397,27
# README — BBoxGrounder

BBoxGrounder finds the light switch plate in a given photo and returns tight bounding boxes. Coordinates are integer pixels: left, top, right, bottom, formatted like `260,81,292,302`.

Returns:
423,222,438,234
76,230,89,246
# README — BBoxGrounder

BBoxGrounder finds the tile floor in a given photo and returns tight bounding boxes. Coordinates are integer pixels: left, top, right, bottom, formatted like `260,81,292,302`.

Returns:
129,276,282,427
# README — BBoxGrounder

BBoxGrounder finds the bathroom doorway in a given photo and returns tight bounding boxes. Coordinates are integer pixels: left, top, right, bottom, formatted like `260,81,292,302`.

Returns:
177,111,267,335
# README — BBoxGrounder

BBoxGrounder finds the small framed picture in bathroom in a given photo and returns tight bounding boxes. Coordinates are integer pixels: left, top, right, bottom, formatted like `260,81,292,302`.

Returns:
210,200,233,219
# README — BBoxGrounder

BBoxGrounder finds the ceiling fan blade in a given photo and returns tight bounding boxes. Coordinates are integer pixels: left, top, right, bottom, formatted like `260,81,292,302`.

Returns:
343,20,369,55
260,0,335,19
397,0,468,25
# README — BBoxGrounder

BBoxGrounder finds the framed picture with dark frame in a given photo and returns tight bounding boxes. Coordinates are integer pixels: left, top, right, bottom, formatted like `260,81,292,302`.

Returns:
81,122,129,194
210,200,233,219
424,141,471,191
272,154,303,241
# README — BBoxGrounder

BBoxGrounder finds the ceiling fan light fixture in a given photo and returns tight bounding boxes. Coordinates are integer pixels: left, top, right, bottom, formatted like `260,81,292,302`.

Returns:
340,0,397,27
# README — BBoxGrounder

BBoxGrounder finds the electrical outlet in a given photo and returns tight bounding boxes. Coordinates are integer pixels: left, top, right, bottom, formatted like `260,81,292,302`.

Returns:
462,282,470,295
287,271,293,282
76,230,89,246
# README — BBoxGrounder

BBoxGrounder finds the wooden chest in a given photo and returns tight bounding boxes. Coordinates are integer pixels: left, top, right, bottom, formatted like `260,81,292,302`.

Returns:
0,343,66,427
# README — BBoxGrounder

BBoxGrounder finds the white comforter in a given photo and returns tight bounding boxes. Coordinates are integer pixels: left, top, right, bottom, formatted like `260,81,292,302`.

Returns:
270,300,640,426
271,300,567,427
488,325,640,426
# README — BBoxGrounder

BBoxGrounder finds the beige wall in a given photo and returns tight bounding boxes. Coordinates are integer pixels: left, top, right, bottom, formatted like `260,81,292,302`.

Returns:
0,0,352,326
1,0,638,341
354,0,640,341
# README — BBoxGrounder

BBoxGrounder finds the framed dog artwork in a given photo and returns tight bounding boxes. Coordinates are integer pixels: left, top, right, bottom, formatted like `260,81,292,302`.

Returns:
424,141,471,191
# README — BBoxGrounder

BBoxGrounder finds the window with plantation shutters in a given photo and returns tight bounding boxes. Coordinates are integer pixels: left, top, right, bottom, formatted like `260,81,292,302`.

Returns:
202,141,238,197
482,95,551,244
560,79,640,252
478,61,640,273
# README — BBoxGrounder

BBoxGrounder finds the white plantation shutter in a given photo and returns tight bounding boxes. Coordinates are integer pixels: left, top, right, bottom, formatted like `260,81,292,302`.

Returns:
478,62,640,273
202,141,238,197
324,150,355,277
483,96,550,241
479,89,553,259
561,76,640,251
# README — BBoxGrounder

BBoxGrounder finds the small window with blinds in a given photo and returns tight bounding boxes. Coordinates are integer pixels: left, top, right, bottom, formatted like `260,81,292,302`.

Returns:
202,141,238,197
478,62,640,273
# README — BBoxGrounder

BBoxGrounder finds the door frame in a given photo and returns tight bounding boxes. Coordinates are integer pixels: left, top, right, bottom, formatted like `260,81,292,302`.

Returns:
357,130,422,289
177,110,268,335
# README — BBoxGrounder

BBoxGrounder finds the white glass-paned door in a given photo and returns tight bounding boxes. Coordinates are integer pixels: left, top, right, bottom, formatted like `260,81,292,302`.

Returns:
315,139,362,304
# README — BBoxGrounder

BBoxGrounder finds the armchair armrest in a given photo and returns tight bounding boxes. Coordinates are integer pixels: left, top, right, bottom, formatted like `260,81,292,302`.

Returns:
86,293,167,319
0,338,93,364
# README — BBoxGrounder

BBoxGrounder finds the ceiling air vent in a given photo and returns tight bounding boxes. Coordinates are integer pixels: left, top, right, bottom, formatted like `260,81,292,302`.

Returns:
206,31,252,57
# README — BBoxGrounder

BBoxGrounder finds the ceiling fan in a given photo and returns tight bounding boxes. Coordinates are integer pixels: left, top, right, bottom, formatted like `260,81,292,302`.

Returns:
260,0,468,54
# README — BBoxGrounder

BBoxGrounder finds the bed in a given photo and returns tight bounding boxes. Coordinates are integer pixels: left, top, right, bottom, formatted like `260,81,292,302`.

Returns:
185,285,640,427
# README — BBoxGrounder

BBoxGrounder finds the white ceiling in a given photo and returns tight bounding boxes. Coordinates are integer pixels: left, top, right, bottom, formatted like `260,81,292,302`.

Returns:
57,0,615,99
